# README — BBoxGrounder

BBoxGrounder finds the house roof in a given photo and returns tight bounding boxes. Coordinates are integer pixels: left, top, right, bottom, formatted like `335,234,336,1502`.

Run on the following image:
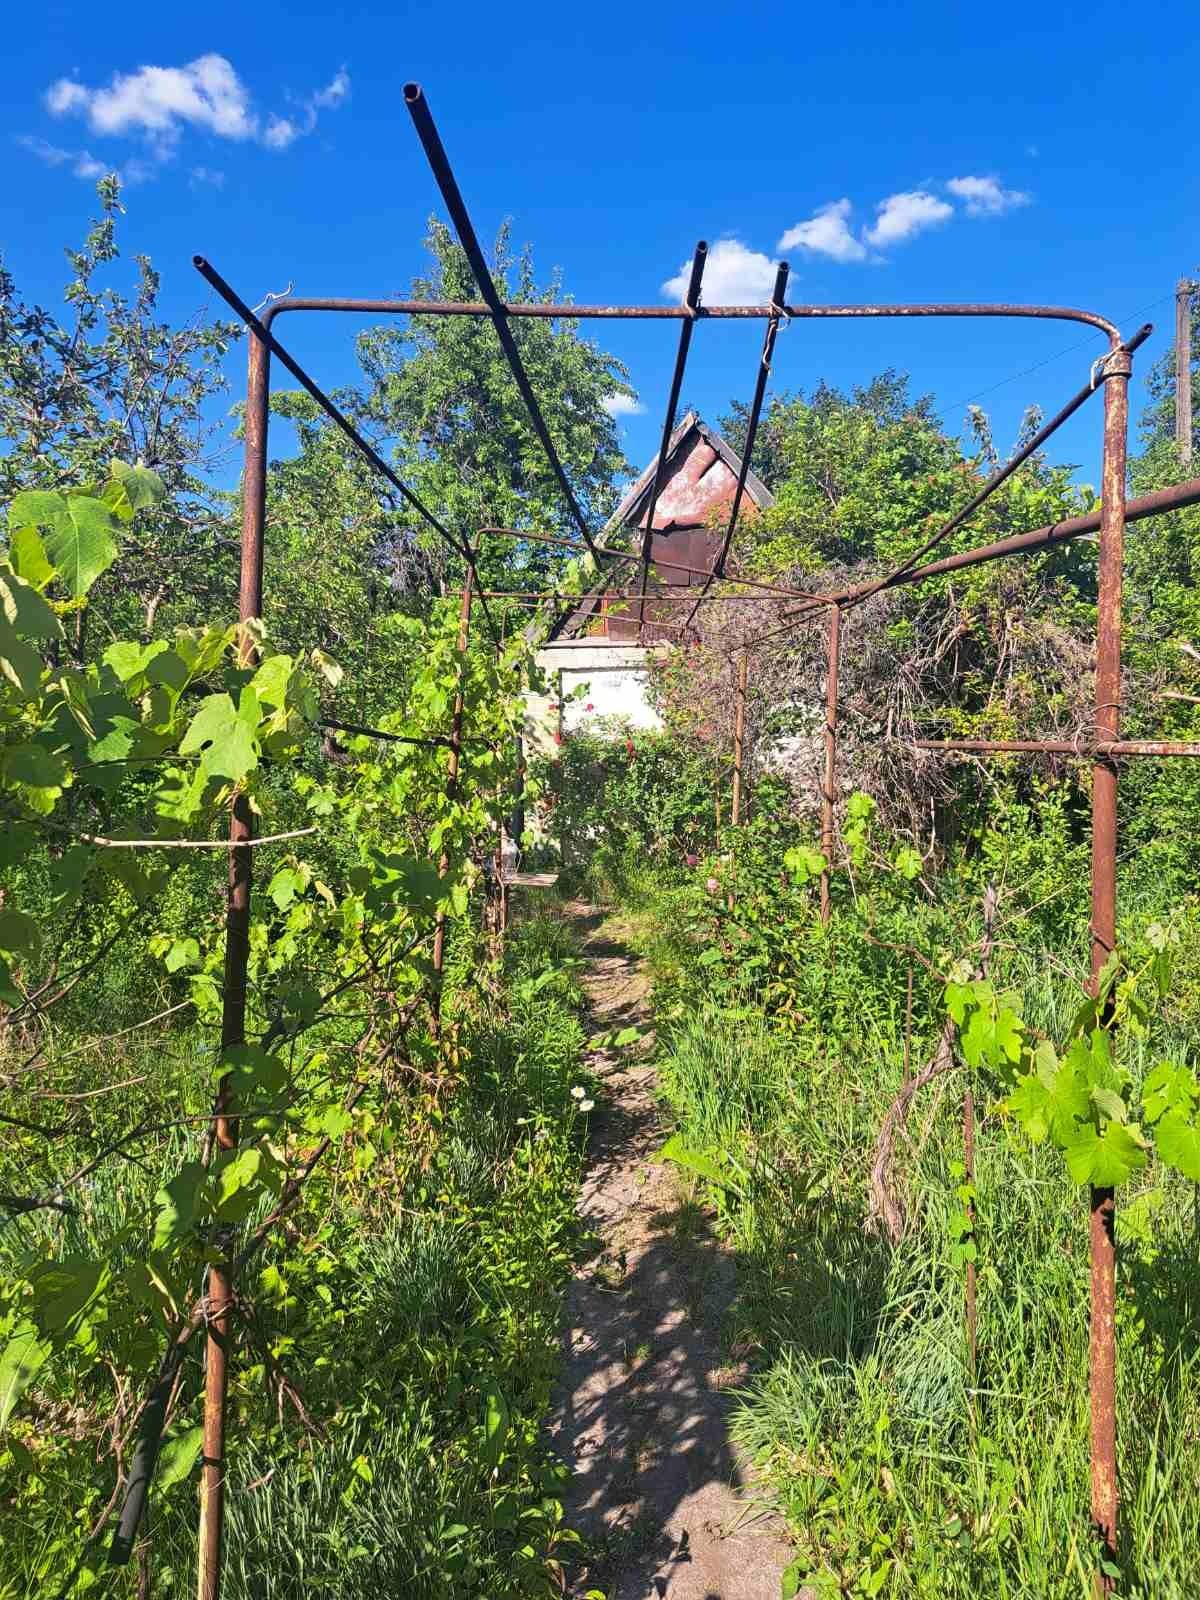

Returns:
538,411,773,644
603,410,774,537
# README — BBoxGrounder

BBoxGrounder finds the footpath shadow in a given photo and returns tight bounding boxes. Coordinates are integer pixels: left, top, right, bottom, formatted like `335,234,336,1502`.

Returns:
548,905,791,1600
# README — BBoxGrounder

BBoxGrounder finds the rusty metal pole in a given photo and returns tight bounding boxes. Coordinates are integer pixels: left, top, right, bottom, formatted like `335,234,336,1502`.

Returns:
1089,341,1131,1590
819,604,841,923
964,1084,977,1388
727,651,750,911
1177,279,1194,466
197,328,269,1600
730,650,749,827
430,574,474,1034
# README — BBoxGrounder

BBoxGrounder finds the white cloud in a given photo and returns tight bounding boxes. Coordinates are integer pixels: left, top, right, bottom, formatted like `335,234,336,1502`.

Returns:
601,393,645,419
189,165,226,189
19,134,109,180
263,116,300,150
663,238,779,305
778,199,866,263
43,56,349,162
946,174,1031,216
312,69,350,111
47,55,257,144
864,190,953,248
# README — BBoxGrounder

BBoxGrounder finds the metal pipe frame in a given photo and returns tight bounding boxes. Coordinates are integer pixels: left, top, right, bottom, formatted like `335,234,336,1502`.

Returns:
915,738,1200,757
261,292,1120,336
178,83,1169,1599
404,81,605,564
727,474,1200,656
819,604,841,924
682,262,791,634
193,257,501,647
636,242,707,628
476,525,823,600
430,576,474,1036
772,325,1153,630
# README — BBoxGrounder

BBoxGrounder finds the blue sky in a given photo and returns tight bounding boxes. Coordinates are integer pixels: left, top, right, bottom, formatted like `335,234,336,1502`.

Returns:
5,0,1198,498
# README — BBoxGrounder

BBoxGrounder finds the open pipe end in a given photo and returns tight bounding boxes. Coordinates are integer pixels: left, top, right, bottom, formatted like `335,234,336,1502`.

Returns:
403,82,424,105
193,255,208,270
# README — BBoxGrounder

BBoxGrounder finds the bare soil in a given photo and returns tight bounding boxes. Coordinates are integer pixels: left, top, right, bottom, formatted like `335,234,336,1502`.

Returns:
548,903,794,1600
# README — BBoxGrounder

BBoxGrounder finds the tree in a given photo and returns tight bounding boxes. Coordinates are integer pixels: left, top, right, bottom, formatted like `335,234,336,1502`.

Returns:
355,220,632,592
0,177,240,644
720,372,1086,579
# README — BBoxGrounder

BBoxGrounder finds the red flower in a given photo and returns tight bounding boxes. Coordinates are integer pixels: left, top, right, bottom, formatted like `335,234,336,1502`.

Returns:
585,702,594,711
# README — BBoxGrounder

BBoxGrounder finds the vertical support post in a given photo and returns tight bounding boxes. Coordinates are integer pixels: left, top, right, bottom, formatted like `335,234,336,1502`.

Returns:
728,650,749,911
197,327,270,1600
820,604,841,924
730,650,749,827
1089,341,1131,1590
1177,279,1193,466
430,574,474,1034
963,1084,977,1387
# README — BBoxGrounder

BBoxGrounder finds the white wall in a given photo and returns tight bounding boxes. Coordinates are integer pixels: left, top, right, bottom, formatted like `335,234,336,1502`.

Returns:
525,640,666,755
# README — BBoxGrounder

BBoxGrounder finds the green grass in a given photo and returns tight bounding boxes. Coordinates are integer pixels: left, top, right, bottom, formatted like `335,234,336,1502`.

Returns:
628,885,1200,1599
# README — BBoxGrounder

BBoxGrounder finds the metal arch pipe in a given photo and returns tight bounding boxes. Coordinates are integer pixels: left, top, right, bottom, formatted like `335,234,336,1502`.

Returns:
259,294,1122,340
683,260,792,634
634,241,708,631
403,81,604,564
192,255,501,646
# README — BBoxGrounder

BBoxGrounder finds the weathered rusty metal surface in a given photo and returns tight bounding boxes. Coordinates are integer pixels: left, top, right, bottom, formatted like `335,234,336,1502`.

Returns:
430,577,473,1034
731,650,749,828
915,738,1200,757
819,604,841,924
1089,345,1131,1586
198,327,271,1600
266,292,1121,337
478,526,816,600
193,256,501,645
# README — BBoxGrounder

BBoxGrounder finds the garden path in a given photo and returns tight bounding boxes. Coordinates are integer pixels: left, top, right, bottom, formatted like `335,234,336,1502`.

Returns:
548,902,795,1600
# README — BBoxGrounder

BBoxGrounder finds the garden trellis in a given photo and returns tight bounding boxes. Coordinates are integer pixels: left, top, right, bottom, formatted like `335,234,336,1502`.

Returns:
145,77,1200,1597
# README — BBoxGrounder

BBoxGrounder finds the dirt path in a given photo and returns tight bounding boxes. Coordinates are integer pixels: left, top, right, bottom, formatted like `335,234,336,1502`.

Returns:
548,903,793,1600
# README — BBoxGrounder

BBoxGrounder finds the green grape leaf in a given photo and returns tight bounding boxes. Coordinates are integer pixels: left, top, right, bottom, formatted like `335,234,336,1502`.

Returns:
179,694,258,782
42,495,120,598
945,981,972,1025
0,572,60,640
893,845,923,880
109,459,165,511
8,525,54,589
1062,1121,1148,1187
1153,1112,1200,1181
783,845,826,884
164,937,200,973
154,1425,204,1494
1142,1062,1199,1125
151,1162,208,1254
0,822,37,870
